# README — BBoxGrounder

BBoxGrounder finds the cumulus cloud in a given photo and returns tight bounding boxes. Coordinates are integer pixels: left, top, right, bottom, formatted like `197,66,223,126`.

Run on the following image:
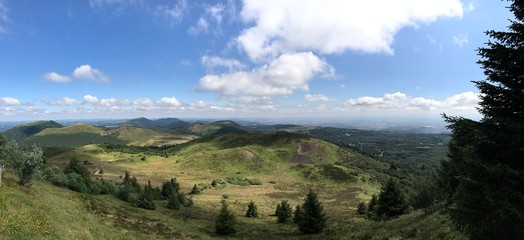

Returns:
159,97,182,107
44,65,110,83
83,94,99,104
237,0,464,61
198,52,331,97
43,72,72,83
345,91,480,112
305,94,335,102
201,55,245,72
73,65,110,83
42,97,81,106
0,97,21,106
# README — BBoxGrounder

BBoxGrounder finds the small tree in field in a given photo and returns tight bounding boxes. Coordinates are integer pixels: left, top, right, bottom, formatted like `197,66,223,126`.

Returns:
296,189,327,234
375,178,408,219
0,141,44,186
245,200,259,218
215,202,237,235
357,202,367,215
293,204,302,224
275,200,293,223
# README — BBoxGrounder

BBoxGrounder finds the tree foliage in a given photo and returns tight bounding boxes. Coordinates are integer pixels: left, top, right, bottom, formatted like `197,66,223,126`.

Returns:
245,200,259,218
438,1,524,239
0,141,44,186
375,178,408,219
275,200,293,223
296,189,327,234
215,202,237,235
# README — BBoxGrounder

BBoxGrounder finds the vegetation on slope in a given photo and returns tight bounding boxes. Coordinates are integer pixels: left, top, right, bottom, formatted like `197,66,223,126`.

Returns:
2,120,63,141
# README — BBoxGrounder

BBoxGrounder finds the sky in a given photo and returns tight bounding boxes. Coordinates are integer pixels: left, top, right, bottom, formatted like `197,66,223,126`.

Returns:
0,0,514,121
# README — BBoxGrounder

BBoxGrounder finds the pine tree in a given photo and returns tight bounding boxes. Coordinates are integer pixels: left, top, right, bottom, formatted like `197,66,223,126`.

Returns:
275,200,293,223
356,202,367,215
296,189,327,234
245,200,259,218
161,178,180,199
190,184,201,195
167,192,181,210
215,202,237,235
367,194,378,220
136,180,155,210
438,1,524,238
375,178,408,219
293,204,302,224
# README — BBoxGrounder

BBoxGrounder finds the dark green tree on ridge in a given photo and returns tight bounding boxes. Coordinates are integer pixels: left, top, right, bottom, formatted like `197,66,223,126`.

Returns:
438,1,524,239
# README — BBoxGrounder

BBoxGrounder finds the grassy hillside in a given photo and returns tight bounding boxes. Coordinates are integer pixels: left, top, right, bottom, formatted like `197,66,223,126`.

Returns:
107,126,196,146
2,120,63,141
24,124,125,148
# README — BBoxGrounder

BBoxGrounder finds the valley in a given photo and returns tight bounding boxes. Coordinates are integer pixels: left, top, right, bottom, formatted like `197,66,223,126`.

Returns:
0,117,463,239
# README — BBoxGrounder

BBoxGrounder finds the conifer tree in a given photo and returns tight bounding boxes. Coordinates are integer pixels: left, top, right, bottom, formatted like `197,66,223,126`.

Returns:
356,202,367,215
296,189,326,234
136,180,155,210
215,202,237,235
167,192,181,210
245,200,259,218
275,200,293,223
438,1,524,238
375,178,408,219
293,204,302,224
366,194,378,220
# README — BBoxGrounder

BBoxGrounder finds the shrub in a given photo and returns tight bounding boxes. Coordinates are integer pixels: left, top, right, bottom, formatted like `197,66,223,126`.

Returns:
357,202,367,215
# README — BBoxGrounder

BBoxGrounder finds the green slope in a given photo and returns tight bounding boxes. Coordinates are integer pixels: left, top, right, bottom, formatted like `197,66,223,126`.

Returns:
24,124,125,148
2,120,63,141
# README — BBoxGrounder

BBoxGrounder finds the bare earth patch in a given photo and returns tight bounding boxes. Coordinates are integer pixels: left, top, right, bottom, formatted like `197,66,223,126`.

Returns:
290,154,315,164
297,142,324,155
195,152,204,156
242,149,255,159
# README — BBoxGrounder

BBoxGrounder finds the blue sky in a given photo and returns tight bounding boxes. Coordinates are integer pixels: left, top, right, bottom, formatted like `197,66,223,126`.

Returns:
0,0,513,121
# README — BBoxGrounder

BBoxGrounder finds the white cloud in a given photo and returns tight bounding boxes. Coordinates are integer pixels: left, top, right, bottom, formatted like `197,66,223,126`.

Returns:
0,0,9,34
305,94,335,102
237,0,464,61
345,91,480,113
73,65,110,83
43,72,72,83
198,52,331,98
465,2,475,12
0,97,20,106
201,55,245,72
453,34,468,47
83,94,99,104
188,17,209,35
444,91,479,109
44,65,110,83
159,97,182,107
43,97,81,106
154,0,187,27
